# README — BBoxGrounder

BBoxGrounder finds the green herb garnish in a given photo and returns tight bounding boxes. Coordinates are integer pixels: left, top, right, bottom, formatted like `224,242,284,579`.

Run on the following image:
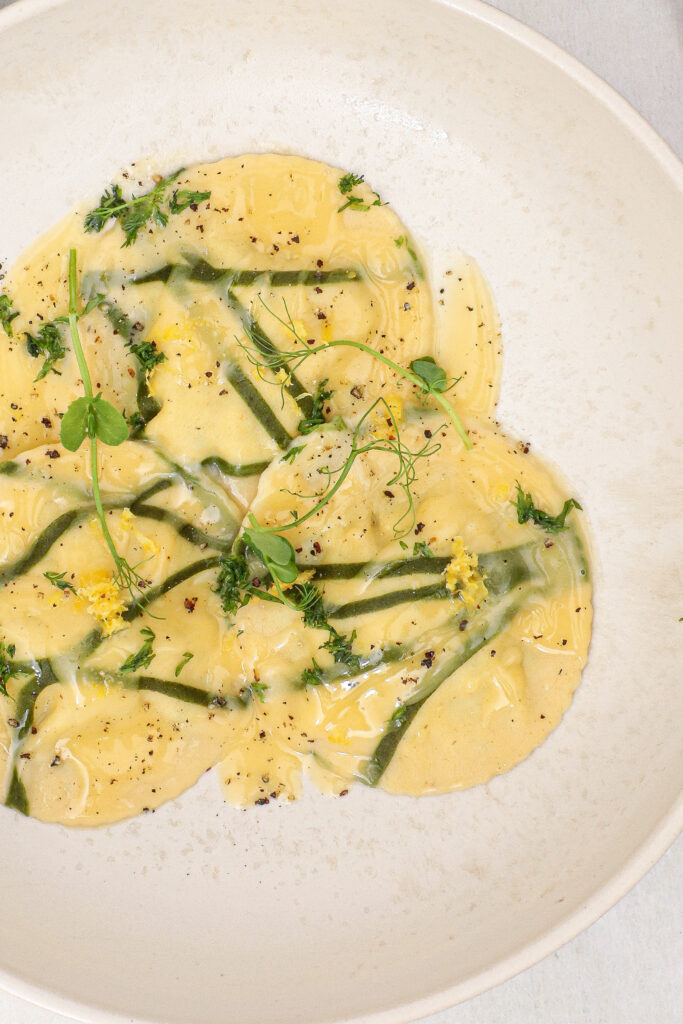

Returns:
301,660,325,687
281,445,305,464
84,169,210,247
513,483,582,533
215,552,252,615
251,681,268,702
409,356,450,395
168,188,211,214
120,627,156,674
25,323,67,380
338,172,384,213
298,379,332,434
128,339,166,374
174,651,194,677
413,541,434,557
0,294,19,338
43,570,76,593
320,628,360,670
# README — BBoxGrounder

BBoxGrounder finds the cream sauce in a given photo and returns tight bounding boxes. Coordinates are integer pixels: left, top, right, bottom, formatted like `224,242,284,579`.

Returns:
0,154,591,825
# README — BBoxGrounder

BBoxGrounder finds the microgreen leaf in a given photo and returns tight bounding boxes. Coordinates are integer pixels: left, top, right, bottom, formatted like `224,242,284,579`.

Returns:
409,356,448,394
250,681,268,702
244,525,297,576
60,395,91,451
91,393,130,446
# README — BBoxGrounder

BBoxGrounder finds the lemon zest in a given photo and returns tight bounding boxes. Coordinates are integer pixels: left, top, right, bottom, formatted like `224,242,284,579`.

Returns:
369,394,403,440
445,537,488,611
75,569,127,636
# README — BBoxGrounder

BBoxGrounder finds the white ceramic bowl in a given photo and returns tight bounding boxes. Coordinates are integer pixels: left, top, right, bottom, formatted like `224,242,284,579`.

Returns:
0,1,681,1022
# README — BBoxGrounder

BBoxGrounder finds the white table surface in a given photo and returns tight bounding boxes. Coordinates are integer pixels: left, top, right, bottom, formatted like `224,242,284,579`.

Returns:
0,0,680,1021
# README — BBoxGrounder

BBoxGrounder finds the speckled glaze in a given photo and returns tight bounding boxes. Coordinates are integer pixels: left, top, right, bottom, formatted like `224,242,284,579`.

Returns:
0,1,680,1023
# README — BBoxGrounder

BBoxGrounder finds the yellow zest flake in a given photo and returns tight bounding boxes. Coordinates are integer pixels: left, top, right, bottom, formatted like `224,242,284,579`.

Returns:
266,568,314,597
493,481,510,502
75,570,127,636
85,679,110,701
445,537,488,611
369,393,403,440
328,725,350,746
152,314,194,344
321,320,333,343
118,508,159,558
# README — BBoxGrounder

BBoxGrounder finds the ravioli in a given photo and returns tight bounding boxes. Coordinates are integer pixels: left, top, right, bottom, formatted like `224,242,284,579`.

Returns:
0,154,591,825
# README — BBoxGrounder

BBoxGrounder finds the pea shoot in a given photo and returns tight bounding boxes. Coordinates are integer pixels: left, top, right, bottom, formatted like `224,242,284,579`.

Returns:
60,248,145,600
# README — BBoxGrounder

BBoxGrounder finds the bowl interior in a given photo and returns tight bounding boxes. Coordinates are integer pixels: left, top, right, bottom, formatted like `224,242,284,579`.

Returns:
0,1,681,1022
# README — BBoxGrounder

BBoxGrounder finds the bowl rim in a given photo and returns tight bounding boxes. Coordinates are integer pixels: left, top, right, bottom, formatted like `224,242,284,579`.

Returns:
0,0,681,1021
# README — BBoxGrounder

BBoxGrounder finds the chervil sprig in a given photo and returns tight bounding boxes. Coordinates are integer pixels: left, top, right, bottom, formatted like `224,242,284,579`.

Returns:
84,169,210,247
513,483,582,533
25,322,67,380
120,627,156,673
338,172,384,213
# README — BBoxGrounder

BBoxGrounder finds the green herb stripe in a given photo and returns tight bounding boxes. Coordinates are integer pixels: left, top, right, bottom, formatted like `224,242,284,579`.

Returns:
360,530,589,785
134,258,316,419
123,674,246,709
224,362,292,450
122,555,221,622
200,455,271,478
129,504,233,552
225,288,313,419
100,300,161,435
0,487,230,584
5,664,248,816
14,658,59,740
300,544,533,591
301,556,450,581
5,768,28,815
360,598,521,786
328,583,450,620
0,510,86,584
135,262,360,288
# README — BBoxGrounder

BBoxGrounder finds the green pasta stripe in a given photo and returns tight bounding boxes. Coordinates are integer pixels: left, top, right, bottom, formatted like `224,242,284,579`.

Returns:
5,768,28,815
224,362,292,450
328,583,450,620
200,455,271,478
